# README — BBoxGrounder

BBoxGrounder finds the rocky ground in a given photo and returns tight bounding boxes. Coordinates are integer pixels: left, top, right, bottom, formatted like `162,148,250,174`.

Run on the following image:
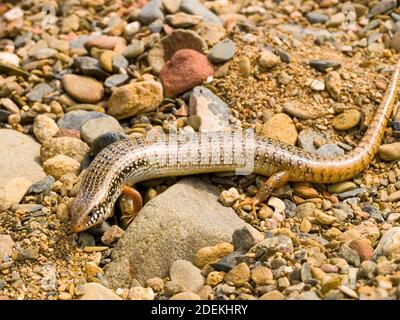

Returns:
1,0,400,300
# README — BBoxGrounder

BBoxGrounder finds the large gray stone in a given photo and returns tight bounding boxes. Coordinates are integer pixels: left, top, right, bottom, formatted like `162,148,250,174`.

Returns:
0,129,46,210
105,177,255,288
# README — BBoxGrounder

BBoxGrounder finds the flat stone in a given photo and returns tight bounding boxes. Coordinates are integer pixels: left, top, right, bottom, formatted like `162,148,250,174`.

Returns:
33,114,59,143
309,60,341,73
387,190,400,202
298,128,323,153
104,177,256,288
0,63,30,79
57,110,108,130
138,0,164,25
161,29,208,61
84,36,126,53
160,49,214,97
208,39,236,64
31,48,57,60
261,113,298,145
337,188,367,200
179,0,222,25
80,116,125,145
170,292,201,300
0,52,19,67
40,137,90,162
373,227,400,260
62,74,104,103
306,12,329,24
0,129,46,210
194,243,235,268
165,12,202,28
232,225,264,250
368,0,397,18
163,0,181,13
147,43,165,75
123,40,145,59
328,181,357,194
188,86,231,131
104,74,129,88
378,142,400,161
316,144,344,157
73,56,110,80
26,83,53,102
79,283,121,300
0,234,15,262
107,81,163,120
170,260,204,293
283,102,320,120
26,176,55,195
333,109,361,130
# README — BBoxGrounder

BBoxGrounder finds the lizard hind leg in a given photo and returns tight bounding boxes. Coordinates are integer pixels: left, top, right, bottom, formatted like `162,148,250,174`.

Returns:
237,171,290,218
118,186,143,228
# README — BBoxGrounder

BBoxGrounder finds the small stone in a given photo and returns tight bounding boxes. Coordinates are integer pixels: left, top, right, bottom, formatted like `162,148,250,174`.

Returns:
62,74,104,103
26,176,55,195
138,0,164,25
188,86,231,131
129,287,155,300
40,137,90,162
124,21,141,39
85,261,104,278
166,12,202,28
104,74,129,88
316,144,344,157
306,11,328,24
349,239,373,261
328,181,357,194
108,81,163,119
170,292,201,300
232,225,264,250
160,49,214,97
194,242,234,268
179,0,222,25
16,246,38,261
373,227,400,260
0,234,15,262
368,0,397,18
101,225,125,246
123,40,145,59
238,55,252,77
378,142,400,161
99,50,117,73
0,52,19,67
283,102,319,120
77,233,96,248
26,83,53,102
73,56,110,80
194,21,225,46
219,188,240,206
325,71,342,100
250,266,273,285
261,113,297,145
249,236,294,256
309,60,341,73
80,116,125,145
43,155,81,180
33,115,59,144
57,110,107,131
314,210,337,225
79,283,121,300
296,202,316,218
298,128,323,153
259,290,285,300
58,292,72,300
161,29,207,61
339,244,361,266
300,218,312,233
310,79,325,91
164,280,185,296
333,109,361,130
84,36,126,53
258,50,280,69
206,271,225,287
224,262,251,286
337,188,367,200
208,39,235,64
112,55,128,72
170,260,204,293
146,277,164,293
31,48,57,60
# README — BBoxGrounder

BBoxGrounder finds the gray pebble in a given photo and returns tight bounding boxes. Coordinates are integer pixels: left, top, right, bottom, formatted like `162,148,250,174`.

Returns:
27,176,55,195
208,39,236,63
306,12,328,24
26,83,53,102
309,60,341,73
77,232,96,248
179,0,222,25
138,0,164,25
57,110,108,130
316,144,344,157
338,188,367,200
73,56,109,80
104,74,129,88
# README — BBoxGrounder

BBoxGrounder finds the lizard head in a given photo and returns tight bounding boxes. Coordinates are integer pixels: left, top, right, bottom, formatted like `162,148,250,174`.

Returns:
69,195,113,233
